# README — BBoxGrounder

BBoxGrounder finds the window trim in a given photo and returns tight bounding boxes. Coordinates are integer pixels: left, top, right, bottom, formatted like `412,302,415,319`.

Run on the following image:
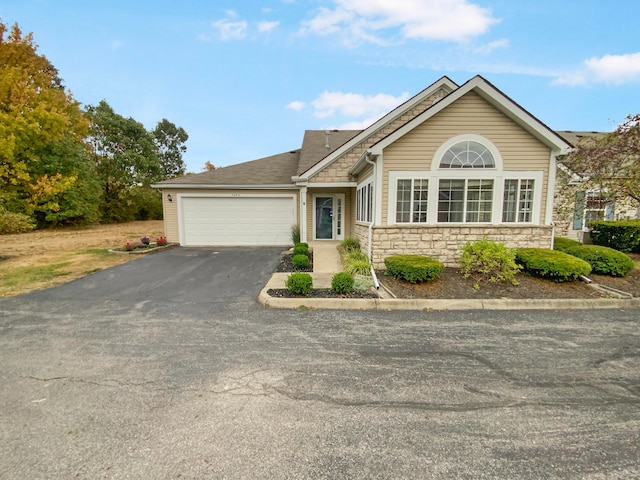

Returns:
356,176,374,223
388,170,543,225
431,134,504,171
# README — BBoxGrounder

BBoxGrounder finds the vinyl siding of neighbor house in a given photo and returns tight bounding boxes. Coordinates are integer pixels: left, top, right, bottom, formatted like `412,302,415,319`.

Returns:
160,189,299,244
380,91,552,225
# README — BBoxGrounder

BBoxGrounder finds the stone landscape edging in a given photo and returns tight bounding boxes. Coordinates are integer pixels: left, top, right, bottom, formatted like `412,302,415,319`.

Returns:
108,243,178,255
258,274,640,311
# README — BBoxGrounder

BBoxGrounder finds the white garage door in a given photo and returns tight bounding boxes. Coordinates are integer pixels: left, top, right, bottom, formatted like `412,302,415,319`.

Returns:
180,195,295,246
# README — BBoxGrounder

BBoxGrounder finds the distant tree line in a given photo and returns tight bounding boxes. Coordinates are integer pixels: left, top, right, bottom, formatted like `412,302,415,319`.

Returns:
0,21,188,230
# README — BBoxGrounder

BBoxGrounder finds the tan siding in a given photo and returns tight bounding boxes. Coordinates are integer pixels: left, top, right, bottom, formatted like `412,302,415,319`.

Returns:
160,188,299,244
381,91,552,224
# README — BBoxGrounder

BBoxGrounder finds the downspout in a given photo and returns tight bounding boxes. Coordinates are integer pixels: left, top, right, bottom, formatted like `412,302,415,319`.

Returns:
364,153,380,290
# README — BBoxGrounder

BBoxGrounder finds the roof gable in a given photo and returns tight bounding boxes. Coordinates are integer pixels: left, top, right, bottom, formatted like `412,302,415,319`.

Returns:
294,76,458,182
356,76,571,170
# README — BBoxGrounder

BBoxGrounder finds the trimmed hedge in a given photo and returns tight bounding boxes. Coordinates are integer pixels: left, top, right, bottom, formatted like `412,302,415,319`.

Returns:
292,254,310,270
589,220,640,253
331,272,354,294
516,248,591,282
285,273,313,295
553,237,582,252
564,244,635,277
293,243,309,256
384,255,444,284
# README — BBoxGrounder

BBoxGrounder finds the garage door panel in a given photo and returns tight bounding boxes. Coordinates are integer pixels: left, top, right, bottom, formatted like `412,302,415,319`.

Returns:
181,196,294,246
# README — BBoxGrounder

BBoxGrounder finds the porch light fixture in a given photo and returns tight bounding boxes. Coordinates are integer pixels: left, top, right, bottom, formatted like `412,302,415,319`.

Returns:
167,194,173,202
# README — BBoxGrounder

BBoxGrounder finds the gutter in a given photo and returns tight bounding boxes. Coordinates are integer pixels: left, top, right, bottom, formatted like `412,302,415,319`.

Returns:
150,183,299,190
364,153,380,290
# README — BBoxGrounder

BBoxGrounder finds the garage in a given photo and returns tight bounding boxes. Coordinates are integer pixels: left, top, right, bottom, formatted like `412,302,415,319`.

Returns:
179,194,296,246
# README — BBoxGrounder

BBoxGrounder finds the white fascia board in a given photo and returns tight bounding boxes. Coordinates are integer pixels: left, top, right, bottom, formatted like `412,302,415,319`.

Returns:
305,182,358,188
368,76,572,156
151,183,298,190
297,76,459,181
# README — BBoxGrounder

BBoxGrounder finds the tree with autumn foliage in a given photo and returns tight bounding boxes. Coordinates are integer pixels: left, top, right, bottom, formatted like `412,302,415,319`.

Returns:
0,20,100,227
561,114,640,205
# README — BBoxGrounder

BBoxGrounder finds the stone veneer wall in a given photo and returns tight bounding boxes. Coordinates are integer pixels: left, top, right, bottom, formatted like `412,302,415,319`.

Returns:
354,223,553,269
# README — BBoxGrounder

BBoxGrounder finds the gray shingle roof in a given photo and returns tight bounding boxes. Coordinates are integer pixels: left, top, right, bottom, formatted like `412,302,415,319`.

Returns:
296,130,361,175
156,149,301,186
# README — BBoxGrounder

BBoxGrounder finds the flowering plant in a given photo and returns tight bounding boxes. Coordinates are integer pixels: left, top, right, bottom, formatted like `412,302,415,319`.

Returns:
124,241,136,251
140,236,150,245
156,235,168,246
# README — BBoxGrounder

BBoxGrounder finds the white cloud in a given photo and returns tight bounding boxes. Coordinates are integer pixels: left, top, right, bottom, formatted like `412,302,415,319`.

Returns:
473,38,509,54
300,0,498,45
286,100,306,111
212,19,248,41
258,21,280,33
311,90,410,120
554,52,640,86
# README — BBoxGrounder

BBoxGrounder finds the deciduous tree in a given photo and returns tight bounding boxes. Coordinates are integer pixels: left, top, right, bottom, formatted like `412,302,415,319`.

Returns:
561,114,640,204
0,21,100,226
153,119,188,179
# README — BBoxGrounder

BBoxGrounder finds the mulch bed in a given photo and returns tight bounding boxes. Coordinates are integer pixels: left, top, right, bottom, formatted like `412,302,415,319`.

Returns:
274,252,314,273
267,288,378,299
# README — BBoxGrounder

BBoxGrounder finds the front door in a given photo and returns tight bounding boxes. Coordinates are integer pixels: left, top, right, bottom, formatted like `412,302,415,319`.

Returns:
314,194,345,240
315,196,333,239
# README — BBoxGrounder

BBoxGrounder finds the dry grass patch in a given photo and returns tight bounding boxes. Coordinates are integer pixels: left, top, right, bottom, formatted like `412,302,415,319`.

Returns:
0,221,164,297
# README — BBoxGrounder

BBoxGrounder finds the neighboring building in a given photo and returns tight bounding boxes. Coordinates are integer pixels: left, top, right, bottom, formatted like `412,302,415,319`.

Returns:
553,131,640,241
154,75,575,268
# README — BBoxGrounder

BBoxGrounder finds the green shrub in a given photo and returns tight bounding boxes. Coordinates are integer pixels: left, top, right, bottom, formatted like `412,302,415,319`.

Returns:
292,253,310,270
516,248,591,282
564,244,635,277
331,272,354,294
588,220,640,253
459,238,521,284
341,237,361,253
0,211,36,235
353,274,374,292
293,243,309,256
553,237,582,252
285,273,313,295
291,224,301,245
344,251,371,275
384,255,444,284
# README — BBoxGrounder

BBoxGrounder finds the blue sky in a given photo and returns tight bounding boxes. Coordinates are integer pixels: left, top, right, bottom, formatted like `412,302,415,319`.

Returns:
3,0,640,173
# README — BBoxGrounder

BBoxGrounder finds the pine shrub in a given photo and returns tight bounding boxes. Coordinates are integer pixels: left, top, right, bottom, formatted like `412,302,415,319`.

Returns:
384,255,444,284
285,273,313,295
331,272,354,294
564,244,635,277
459,238,521,284
516,248,591,282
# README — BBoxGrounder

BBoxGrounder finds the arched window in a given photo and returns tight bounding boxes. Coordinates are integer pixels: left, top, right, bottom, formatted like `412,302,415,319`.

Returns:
440,140,495,168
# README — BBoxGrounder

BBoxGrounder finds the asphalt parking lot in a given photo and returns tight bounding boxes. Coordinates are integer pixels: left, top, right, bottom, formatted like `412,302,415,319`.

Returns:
1,248,639,479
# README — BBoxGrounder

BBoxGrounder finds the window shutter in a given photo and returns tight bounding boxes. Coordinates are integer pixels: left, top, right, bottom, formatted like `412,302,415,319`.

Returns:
572,191,586,230
605,203,615,220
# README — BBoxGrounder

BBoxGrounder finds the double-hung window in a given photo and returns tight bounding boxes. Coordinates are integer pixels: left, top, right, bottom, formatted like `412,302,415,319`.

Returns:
395,179,428,223
356,179,373,223
502,179,535,222
437,179,493,223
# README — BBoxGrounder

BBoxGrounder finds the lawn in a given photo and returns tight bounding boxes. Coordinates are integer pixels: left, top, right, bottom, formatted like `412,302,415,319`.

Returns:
0,221,165,297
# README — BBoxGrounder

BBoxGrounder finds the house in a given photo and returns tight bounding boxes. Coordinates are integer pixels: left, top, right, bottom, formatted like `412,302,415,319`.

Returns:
552,130,640,242
153,75,574,268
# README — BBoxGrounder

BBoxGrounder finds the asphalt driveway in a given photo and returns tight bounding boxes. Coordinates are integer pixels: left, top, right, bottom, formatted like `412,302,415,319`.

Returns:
1,247,639,479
